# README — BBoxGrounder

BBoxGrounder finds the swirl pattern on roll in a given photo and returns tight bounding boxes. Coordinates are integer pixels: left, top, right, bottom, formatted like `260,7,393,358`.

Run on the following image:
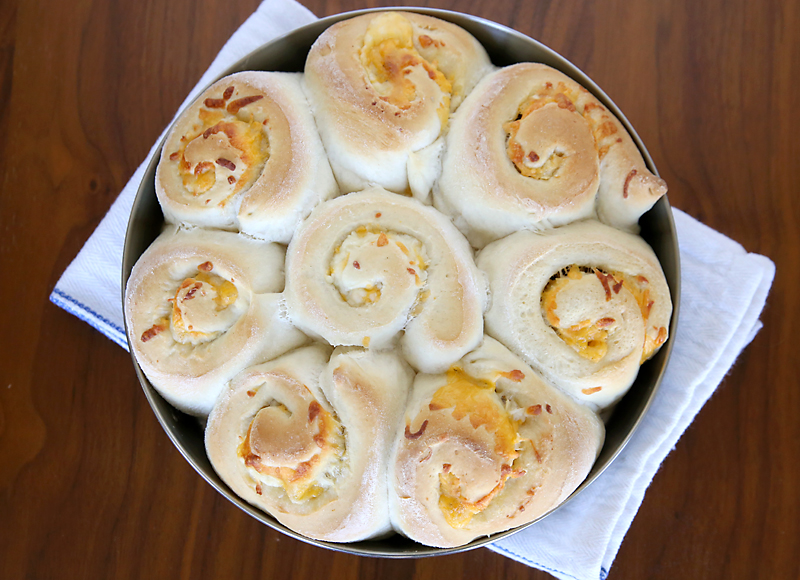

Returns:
435,63,667,248
205,344,414,542
389,336,604,547
124,227,306,416
284,187,488,373
156,71,338,242
304,11,492,200
477,220,672,411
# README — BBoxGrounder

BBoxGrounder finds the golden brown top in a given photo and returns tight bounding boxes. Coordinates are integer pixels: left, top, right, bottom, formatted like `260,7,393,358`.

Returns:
424,367,525,528
504,80,622,169
237,379,344,503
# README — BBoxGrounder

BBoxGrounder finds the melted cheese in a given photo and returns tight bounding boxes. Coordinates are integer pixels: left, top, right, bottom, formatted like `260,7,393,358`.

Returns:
360,12,452,127
238,397,344,503
502,83,580,178
541,265,663,363
170,271,240,345
429,367,523,528
171,92,270,206
505,80,626,173
438,466,520,529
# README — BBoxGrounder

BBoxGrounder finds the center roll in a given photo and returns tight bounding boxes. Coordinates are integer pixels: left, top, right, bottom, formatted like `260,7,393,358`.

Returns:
284,187,488,374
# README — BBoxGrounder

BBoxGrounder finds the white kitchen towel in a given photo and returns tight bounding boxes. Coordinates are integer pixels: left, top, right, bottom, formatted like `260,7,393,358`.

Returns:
49,2,776,579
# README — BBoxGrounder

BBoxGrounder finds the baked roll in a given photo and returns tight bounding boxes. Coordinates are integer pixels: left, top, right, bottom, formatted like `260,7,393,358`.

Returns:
390,336,604,548
205,344,414,542
304,11,492,200
284,187,488,373
156,71,338,242
124,226,307,416
435,63,667,248
477,220,672,411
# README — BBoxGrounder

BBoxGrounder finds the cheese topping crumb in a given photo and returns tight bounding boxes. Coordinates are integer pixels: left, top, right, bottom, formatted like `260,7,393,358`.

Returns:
541,265,666,363
238,395,344,503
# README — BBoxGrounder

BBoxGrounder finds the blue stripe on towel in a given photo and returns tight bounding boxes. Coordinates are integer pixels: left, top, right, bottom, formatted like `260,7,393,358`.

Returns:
50,288,129,351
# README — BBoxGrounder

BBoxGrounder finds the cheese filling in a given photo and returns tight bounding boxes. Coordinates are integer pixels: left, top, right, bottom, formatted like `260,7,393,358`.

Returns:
328,228,428,308
169,87,270,207
170,271,240,345
360,12,453,127
505,112,567,180
428,367,524,529
541,265,667,363
503,79,601,183
238,395,345,503
505,80,628,179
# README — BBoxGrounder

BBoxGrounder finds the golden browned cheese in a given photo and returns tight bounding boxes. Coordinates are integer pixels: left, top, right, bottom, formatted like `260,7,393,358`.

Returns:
205,345,414,542
169,88,270,205
124,227,306,416
359,13,453,127
156,72,339,242
503,91,571,178
429,368,519,456
501,82,626,167
478,220,671,411
169,270,240,345
237,395,344,503
436,64,668,248
500,78,655,185
428,367,523,528
304,12,492,196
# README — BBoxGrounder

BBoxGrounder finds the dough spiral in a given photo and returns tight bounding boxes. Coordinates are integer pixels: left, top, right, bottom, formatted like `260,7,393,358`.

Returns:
435,63,667,248
205,344,414,542
284,187,488,373
156,71,338,242
477,220,672,411
389,336,604,547
124,226,306,416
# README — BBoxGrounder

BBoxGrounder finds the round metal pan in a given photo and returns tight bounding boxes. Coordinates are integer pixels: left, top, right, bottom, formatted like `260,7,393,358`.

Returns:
122,7,681,558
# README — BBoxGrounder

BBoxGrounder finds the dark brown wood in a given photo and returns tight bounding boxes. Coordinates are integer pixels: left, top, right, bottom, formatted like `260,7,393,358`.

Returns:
0,0,796,579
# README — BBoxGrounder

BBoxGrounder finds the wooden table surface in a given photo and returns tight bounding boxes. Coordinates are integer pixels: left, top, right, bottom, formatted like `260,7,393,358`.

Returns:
1,0,797,578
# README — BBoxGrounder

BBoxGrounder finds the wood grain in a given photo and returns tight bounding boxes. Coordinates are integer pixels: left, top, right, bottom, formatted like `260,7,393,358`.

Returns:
0,0,797,579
